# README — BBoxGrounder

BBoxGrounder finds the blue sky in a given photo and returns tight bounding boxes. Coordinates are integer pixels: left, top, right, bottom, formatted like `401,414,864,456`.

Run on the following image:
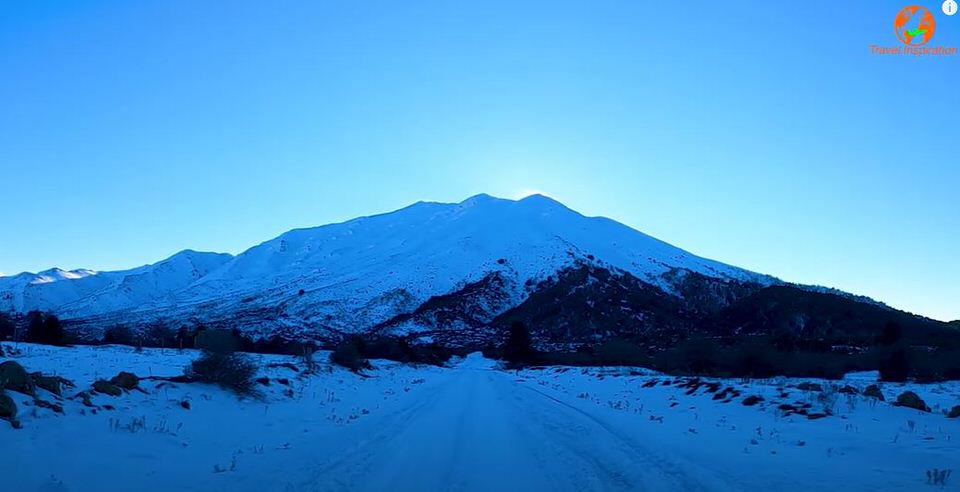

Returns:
1,1,957,321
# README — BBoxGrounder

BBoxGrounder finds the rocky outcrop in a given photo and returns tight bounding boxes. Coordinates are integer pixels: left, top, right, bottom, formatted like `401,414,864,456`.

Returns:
0,391,17,420
894,391,930,412
838,385,859,395
0,361,35,396
73,390,95,407
31,373,73,397
864,384,885,401
371,272,517,347
742,395,764,406
110,372,139,391
92,380,122,397
33,398,63,414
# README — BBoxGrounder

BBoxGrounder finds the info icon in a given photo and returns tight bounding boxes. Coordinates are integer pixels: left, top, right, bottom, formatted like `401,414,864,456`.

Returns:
945,0,958,16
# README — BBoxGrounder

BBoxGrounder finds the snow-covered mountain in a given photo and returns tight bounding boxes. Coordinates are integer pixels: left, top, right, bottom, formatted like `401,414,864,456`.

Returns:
1,194,777,341
0,250,233,319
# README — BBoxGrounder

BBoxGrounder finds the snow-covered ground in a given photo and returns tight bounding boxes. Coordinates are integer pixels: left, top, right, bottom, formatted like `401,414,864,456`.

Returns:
2,343,958,491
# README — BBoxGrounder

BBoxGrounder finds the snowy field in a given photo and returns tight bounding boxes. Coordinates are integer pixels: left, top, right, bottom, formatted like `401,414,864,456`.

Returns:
2,342,958,491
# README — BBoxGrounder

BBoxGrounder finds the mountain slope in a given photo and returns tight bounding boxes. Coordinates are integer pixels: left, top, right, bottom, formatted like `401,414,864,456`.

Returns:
489,264,955,351
4,194,781,342
0,250,233,317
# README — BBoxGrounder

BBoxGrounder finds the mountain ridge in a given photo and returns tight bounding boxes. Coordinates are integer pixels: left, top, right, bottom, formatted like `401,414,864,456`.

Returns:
3,194,928,346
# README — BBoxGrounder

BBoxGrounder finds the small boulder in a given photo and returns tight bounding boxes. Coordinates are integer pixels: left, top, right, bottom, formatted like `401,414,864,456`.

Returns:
73,391,95,407
742,395,764,406
33,398,64,414
0,361,35,396
109,372,139,391
92,380,122,397
838,385,859,395
180,400,191,410
864,384,885,401
31,373,63,397
713,387,734,400
894,391,930,412
0,391,17,420
947,405,960,419
797,382,823,392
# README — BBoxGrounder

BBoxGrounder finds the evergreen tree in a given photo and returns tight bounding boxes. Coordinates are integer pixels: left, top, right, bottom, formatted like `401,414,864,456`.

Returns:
879,321,902,346
503,321,535,365
25,311,65,346
0,312,14,340
879,346,910,382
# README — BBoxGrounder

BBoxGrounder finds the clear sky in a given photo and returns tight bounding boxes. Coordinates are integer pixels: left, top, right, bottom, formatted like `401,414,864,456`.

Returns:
1,1,957,321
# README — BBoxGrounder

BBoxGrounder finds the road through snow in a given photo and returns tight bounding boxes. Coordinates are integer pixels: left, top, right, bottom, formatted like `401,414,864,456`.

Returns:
286,355,736,492
7,345,955,492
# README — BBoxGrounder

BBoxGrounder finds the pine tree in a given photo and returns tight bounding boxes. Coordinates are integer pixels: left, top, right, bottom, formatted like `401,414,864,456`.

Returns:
880,347,910,382
503,321,535,365
25,311,65,346
0,312,14,340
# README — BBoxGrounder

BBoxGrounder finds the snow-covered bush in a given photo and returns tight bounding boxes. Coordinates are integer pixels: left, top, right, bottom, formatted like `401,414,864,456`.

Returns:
186,350,258,396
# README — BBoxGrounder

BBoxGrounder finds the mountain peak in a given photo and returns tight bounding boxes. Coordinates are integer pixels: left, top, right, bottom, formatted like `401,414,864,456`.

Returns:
167,249,232,260
456,193,568,212
459,193,506,207
518,192,553,201
31,268,98,284
516,193,567,209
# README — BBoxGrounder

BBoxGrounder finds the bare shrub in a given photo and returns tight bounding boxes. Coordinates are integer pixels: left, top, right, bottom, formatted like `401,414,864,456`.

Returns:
816,384,840,414
301,345,318,374
186,350,258,396
330,337,371,372
927,468,951,486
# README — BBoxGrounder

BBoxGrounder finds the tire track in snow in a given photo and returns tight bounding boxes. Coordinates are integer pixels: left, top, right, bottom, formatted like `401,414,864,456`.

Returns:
511,380,739,491
284,366,738,492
